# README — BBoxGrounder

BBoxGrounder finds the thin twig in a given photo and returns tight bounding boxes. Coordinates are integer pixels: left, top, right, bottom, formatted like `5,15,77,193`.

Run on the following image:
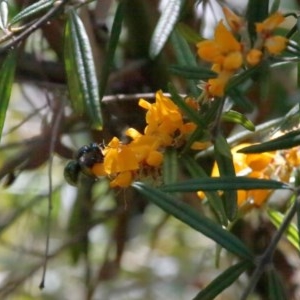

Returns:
240,193,298,300
195,117,284,159
39,102,65,289
0,0,70,55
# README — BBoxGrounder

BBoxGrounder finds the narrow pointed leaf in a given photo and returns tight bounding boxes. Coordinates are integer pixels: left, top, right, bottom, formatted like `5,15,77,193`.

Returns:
0,0,9,30
176,22,202,44
181,155,227,225
270,0,281,14
267,268,288,300
161,177,291,192
64,19,84,114
297,199,300,252
246,0,269,41
9,0,54,26
268,209,299,250
171,29,197,67
168,83,205,127
170,29,199,95
239,130,300,153
133,182,254,260
214,135,237,220
64,10,102,129
196,117,285,160
169,65,217,80
181,126,206,153
163,148,178,185
259,62,270,101
149,0,182,58
226,65,261,93
222,110,255,131
227,88,254,112
99,1,124,100
0,50,17,142
193,260,253,300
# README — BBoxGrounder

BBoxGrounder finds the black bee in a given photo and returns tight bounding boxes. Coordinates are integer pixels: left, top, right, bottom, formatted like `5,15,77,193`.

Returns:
64,143,104,186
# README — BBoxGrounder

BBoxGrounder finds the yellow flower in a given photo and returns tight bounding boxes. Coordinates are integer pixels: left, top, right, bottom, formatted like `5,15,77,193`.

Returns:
125,128,163,167
110,171,133,188
264,35,287,55
146,151,163,167
197,21,242,71
222,6,244,32
197,21,243,97
99,136,141,188
246,49,263,66
214,21,241,54
255,12,287,56
103,137,139,175
245,151,274,171
246,172,272,207
256,12,285,34
206,70,233,97
223,51,243,71
209,143,275,208
139,90,185,147
285,148,300,167
185,97,199,111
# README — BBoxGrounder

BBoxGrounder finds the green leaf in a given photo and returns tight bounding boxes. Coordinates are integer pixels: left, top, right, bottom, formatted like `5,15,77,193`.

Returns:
9,0,54,26
267,268,288,300
133,182,254,260
222,110,255,131
168,83,204,127
0,50,17,143
68,178,93,263
297,199,300,252
193,260,253,300
226,65,261,93
176,22,202,44
181,126,206,153
268,209,299,250
258,62,270,101
170,29,199,96
270,0,281,14
238,130,300,153
180,155,227,225
246,0,269,41
161,177,291,192
214,135,237,220
149,0,183,58
227,88,254,112
171,28,197,67
99,1,124,100
64,10,102,129
0,0,9,30
64,18,84,115
163,148,178,185
169,65,217,80
214,134,233,159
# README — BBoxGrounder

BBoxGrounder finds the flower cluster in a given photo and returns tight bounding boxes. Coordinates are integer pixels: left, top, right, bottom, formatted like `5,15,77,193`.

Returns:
197,7,287,98
91,91,201,188
66,6,294,214
200,142,300,209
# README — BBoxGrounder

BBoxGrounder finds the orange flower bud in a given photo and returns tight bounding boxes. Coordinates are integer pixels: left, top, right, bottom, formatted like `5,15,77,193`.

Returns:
246,49,263,66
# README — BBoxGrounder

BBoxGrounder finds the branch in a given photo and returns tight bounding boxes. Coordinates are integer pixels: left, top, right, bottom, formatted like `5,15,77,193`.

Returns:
0,0,70,55
240,194,298,300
